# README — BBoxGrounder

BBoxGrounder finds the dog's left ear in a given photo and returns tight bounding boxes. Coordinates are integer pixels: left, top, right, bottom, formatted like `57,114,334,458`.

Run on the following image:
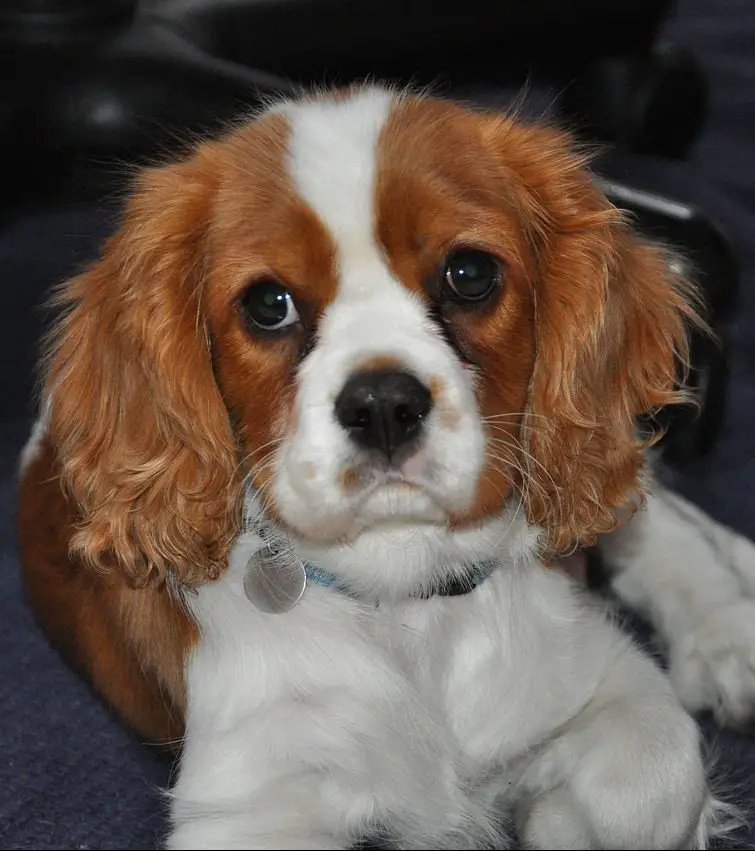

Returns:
485,119,703,552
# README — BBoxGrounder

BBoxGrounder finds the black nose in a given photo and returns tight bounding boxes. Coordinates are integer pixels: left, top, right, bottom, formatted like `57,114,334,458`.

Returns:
335,369,433,458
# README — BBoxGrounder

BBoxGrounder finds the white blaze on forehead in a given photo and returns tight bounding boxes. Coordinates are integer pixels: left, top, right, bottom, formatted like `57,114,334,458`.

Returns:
282,86,396,298
277,85,454,377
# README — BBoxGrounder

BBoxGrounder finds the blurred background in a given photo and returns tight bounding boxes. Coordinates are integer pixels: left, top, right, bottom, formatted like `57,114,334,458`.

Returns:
0,0,753,847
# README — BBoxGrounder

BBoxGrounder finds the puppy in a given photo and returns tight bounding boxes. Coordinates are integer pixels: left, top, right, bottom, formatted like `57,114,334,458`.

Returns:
18,84,745,849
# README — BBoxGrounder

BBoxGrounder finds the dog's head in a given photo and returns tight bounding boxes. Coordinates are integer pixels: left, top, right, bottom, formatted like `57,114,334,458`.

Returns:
44,86,698,588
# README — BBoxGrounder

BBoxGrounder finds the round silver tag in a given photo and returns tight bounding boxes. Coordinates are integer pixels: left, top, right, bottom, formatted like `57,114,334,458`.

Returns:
243,546,307,614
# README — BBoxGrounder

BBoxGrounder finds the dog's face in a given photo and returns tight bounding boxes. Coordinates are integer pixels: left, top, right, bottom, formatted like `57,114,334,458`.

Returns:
45,86,696,586
211,89,535,544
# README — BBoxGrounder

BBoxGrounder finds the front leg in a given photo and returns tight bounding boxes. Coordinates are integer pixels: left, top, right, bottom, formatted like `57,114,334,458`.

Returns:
167,704,508,851
436,568,715,849
599,482,755,729
169,585,506,849
167,721,354,850
515,634,712,849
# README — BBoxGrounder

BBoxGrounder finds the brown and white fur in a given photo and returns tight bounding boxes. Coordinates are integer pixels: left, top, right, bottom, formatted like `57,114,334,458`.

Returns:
17,85,755,849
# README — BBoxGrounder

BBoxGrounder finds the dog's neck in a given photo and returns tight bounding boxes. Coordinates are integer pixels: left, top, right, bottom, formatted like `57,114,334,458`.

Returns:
242,494,540,604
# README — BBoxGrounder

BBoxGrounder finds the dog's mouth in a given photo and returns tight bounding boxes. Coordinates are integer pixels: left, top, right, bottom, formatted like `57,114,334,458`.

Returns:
347,470,446,512
340,458,429,494
270,460,457,545
340,451,457,511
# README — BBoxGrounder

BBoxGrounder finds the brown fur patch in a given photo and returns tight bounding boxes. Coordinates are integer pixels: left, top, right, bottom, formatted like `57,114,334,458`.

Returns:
359,354,403,373
340,466,363,491
18,439,194,744
204,115,341,515
428,375,462,430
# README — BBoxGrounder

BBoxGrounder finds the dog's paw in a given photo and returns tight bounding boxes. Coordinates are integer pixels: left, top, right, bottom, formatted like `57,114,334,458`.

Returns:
518,787,721,851
516,785,595,849
669,599,755,731
167,823,342,850
516,698,708,849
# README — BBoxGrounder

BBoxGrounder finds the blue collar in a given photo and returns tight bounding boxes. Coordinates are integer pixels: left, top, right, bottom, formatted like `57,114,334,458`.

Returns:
304,559,497,600
244,516,497,602
303,564,352,593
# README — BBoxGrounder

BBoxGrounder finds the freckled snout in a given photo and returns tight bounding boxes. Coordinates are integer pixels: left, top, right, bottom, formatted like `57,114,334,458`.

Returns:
334,369,433,461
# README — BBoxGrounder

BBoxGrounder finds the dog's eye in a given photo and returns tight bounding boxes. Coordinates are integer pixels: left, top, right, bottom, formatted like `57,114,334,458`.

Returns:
240,281,300,331
444,249,502,302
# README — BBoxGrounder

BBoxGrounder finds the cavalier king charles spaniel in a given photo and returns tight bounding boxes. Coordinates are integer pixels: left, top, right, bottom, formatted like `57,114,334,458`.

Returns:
17,84,755,849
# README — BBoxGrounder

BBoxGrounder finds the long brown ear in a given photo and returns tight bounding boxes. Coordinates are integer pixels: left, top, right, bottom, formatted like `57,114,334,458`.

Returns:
44,153,241,587
505,126,702,551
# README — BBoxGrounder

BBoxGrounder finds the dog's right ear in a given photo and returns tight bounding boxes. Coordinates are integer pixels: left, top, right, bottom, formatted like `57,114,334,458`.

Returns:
44,151,242,588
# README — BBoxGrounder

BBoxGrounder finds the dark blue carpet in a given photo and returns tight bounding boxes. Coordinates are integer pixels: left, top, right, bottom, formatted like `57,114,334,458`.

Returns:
2,0,754,847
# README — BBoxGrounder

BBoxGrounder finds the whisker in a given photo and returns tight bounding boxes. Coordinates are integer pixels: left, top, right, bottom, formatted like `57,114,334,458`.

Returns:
486,445,551,512
247,435,285,461
236,436,286,480
477,467,527,553
486,422,538,435
481,411,551,422
489,430,561,497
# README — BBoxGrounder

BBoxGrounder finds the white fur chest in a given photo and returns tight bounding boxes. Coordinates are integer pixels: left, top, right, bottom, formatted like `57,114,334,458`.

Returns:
170,532,621,849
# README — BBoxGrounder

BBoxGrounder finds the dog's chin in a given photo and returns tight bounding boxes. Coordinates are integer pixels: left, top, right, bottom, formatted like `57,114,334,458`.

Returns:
276,478,457,546
355,480,448,526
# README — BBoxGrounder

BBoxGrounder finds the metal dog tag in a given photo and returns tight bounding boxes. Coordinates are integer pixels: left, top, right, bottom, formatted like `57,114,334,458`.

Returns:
243,546,307,614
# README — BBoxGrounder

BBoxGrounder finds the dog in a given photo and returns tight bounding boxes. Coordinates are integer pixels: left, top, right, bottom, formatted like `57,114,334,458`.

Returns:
17,84,755,849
